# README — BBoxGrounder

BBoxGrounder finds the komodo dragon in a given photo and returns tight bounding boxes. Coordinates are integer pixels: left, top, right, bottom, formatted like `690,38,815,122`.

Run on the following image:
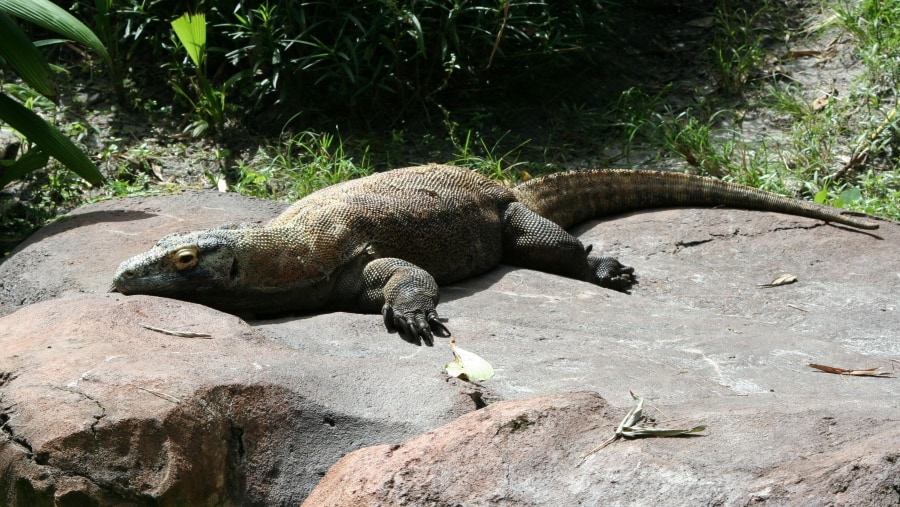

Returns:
112,164,878,345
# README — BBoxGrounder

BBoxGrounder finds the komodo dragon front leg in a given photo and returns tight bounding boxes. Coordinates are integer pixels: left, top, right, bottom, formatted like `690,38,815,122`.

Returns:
349,204,634,345
348,258,451,345
501,202,636,289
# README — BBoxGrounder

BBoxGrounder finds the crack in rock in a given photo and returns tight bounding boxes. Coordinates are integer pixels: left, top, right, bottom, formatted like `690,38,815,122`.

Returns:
0,408,31,453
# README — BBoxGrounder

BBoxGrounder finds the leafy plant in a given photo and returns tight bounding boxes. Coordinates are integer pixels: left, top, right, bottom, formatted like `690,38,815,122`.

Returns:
170,12,231,136
0,0,108,188
829,0,900,85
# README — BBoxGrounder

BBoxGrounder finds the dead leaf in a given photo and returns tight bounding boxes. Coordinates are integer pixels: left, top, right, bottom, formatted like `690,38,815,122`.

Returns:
808,363,893,377
142,325,212,338
445,339,494,382
758,274,797,288
133,385,181,403
812,94,830,112
686,16,716,28
780,49,822,60
578,391,706,465
150,162,164,181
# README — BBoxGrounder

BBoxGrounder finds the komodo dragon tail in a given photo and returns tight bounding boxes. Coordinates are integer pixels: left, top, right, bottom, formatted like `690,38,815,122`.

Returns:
512,169,879,230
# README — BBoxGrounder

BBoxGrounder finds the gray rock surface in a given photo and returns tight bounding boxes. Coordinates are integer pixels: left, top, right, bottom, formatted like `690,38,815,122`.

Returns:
0,190,897,505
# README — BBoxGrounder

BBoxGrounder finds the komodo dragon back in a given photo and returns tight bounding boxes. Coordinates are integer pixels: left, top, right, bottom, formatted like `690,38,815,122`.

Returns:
113,165,879,345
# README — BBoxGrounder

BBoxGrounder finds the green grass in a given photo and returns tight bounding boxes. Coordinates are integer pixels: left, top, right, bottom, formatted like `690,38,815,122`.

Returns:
595,0,900,221
231,131,372,201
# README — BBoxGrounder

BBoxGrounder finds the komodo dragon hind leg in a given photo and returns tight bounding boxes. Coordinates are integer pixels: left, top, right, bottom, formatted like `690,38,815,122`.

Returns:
359,258,450,346
501,202,636,290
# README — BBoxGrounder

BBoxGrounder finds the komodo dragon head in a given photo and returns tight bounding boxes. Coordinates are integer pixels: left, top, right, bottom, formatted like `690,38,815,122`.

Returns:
113,228,240,298
112,223,337,314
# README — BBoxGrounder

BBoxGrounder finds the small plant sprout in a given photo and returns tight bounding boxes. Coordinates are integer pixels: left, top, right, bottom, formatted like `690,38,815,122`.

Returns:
170,12,229,136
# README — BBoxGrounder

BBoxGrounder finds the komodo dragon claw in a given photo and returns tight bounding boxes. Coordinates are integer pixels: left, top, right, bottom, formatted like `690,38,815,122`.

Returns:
382,304,450,346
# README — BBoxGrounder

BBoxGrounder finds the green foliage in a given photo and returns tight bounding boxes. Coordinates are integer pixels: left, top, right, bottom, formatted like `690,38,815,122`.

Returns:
0,0,106,188
233,130,371,200
709,0,766,95
170,12,231,136
218,0,608,110
829,0,900,85
171,13,206,68
72,0,610,124
451,129,530,183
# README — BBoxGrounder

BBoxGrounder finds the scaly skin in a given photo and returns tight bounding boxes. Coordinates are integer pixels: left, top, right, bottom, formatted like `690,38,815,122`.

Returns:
113,164,878,345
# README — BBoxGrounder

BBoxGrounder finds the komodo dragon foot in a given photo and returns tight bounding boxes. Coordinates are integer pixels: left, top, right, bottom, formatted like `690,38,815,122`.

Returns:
382,304,450,346
587,254,635,291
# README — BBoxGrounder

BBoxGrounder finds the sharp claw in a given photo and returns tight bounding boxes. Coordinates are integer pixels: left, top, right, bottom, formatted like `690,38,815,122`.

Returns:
398,318,414,340
589,256,637,291
382,304,398,333
382,304,448,345
418,326,433,347
427,313,451,337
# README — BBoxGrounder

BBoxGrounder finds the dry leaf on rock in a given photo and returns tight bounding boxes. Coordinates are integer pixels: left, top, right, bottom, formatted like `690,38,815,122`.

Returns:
579,391,706,465
758,274,797,288
808,363,893,377
445,339,494,382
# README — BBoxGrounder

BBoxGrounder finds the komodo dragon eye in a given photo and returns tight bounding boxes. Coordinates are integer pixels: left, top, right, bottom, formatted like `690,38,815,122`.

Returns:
172,247,200,270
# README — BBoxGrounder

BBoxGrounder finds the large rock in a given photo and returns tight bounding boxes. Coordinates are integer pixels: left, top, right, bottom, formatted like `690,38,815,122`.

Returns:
302,391,900,506
0,189,897,505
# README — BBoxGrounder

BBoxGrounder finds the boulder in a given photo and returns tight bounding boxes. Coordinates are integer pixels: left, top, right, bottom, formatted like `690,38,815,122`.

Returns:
302,391,900,506
0,190,897,505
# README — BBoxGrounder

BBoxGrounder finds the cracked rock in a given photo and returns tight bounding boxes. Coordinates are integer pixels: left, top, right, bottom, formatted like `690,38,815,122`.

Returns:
0,190,898,505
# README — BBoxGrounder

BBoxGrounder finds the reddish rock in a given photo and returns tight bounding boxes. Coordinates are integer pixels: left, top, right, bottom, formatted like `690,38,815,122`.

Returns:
303,392,900,506
0,294,477,505
0,190,898,505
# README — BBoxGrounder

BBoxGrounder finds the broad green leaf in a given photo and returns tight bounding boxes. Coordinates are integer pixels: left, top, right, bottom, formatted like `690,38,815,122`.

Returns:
0,93,103,187
0,11,56,100
0,147,50,186
814,188,828,204
0,0,111,67
445,339,494,382
840,187,862,204
171,13,207,68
